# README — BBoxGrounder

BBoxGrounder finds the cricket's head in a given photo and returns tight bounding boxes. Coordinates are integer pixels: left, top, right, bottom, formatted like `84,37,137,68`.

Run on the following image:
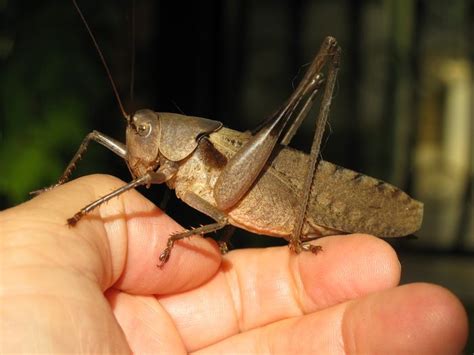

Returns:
126,109,161,177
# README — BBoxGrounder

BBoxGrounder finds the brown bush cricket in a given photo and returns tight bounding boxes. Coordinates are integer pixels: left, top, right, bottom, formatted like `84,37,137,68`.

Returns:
33,1,423,267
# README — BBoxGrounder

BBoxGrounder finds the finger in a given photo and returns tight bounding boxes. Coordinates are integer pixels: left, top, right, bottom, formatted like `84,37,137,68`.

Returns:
106,289,186,354
197,283,468,354
158,234,401,351
2,174,221,294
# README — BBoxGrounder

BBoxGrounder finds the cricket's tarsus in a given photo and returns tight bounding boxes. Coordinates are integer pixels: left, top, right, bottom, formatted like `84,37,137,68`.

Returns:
34,4,423,267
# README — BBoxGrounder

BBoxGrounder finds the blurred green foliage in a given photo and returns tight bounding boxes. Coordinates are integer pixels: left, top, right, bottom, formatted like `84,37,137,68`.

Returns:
0,1,112,205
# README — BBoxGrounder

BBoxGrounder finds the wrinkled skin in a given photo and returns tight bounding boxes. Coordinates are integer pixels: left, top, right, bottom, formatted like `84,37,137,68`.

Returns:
0,175,468,353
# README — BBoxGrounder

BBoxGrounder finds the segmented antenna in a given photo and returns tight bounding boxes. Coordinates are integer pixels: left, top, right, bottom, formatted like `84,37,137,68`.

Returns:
72,0,129,122
129,0,136,103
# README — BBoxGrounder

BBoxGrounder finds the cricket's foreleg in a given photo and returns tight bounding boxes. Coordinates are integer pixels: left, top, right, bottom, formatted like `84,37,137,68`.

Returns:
67,166,176,226
158,192,228,267
289,40,341,254
30,131,126,195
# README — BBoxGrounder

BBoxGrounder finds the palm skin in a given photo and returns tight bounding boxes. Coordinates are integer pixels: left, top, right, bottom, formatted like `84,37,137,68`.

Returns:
0,175,468,353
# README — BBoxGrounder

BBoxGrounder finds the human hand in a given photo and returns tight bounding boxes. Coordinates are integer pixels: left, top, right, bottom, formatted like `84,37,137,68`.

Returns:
0,175,468,353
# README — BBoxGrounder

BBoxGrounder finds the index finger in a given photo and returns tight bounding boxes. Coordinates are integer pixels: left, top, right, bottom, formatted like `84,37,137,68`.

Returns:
3,174,222,295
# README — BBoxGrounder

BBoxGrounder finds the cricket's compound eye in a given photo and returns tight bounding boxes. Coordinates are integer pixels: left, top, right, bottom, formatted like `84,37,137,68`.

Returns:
131,109,156,138
137,122,151,137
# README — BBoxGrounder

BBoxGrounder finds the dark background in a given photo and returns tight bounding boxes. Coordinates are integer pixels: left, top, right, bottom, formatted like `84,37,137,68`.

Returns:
1,0,472,350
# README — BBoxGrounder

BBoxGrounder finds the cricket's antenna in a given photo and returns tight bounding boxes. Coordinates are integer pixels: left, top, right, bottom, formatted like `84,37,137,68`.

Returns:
72,0,130,122
129,0,136,103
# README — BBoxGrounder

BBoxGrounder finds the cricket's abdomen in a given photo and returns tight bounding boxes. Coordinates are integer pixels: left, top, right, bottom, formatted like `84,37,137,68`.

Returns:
269,147,424,237
172,128,423,239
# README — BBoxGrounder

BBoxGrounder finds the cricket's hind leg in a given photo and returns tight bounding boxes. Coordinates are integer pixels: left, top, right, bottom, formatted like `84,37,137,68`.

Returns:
288,38,342,254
